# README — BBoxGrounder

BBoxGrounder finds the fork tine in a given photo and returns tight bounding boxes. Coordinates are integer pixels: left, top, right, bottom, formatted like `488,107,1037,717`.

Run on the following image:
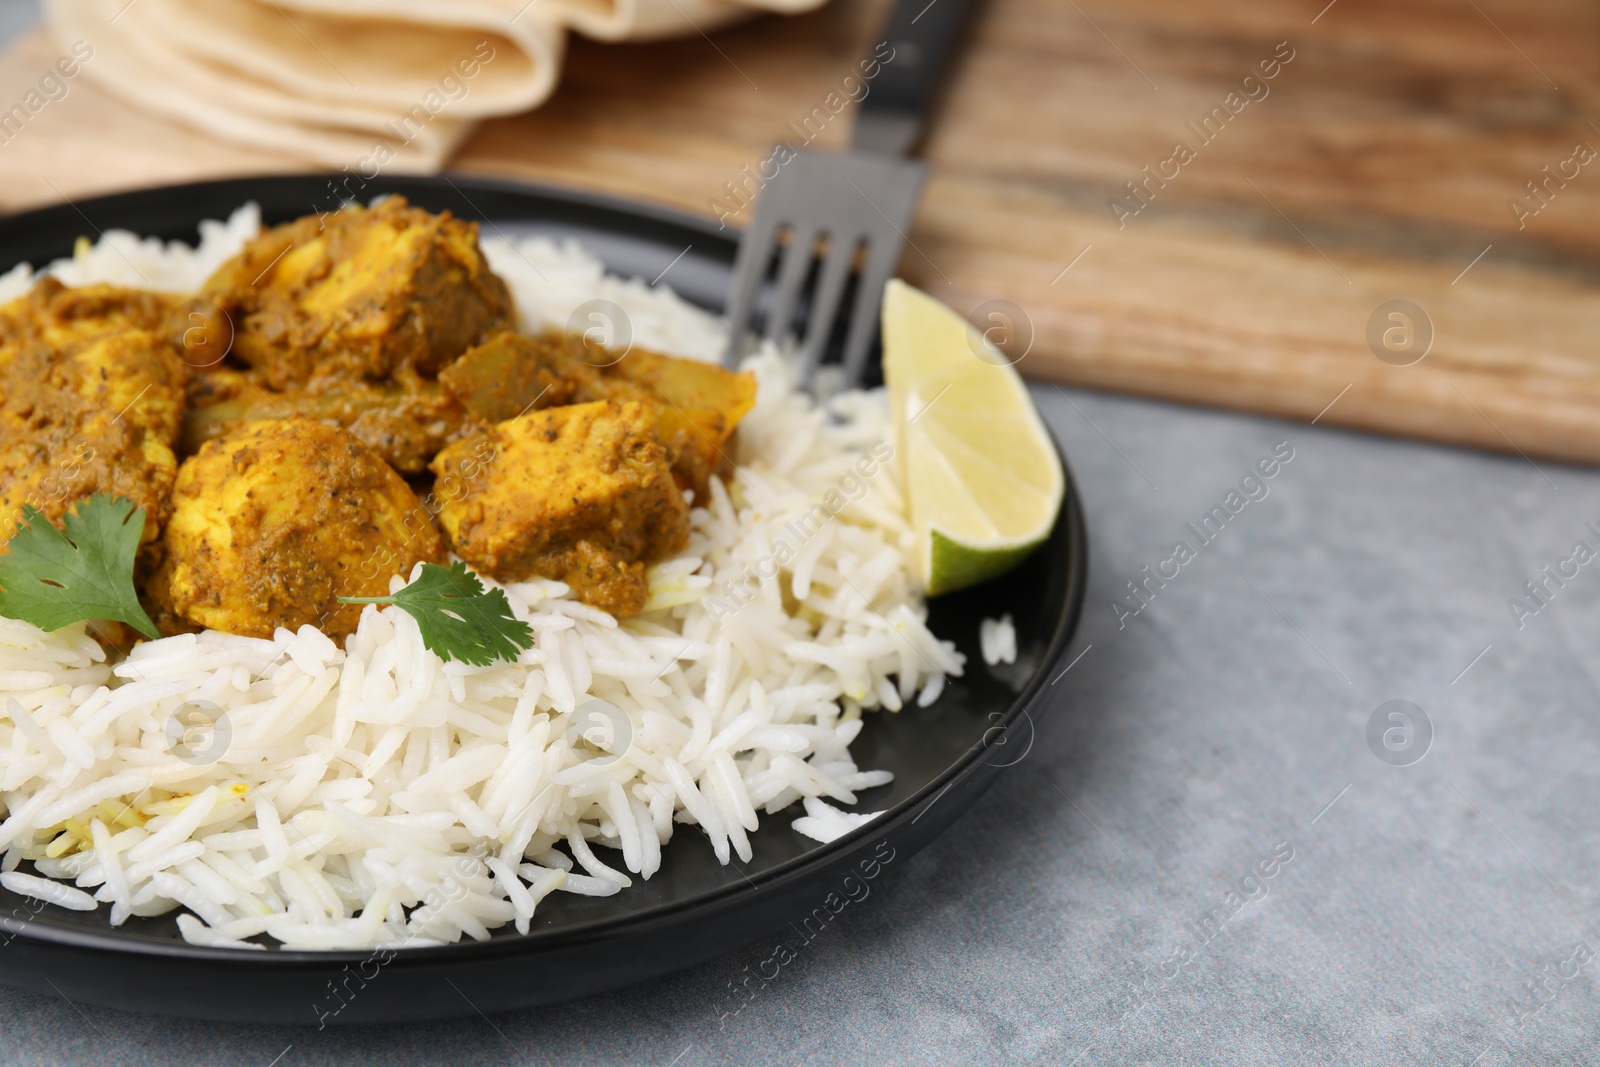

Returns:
837,235,903,388
763,225,818,344
797,232,862,382
723,151,928,384
722,212,783,367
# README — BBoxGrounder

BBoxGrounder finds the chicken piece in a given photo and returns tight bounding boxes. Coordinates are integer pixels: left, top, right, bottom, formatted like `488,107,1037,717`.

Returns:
599,349,756,499
183,365,470,474
431,400,689,617
438,331,756,498
0,280,187,558
437,331,600,424
152,417,444,639
199,196,512,390
0,277,179,362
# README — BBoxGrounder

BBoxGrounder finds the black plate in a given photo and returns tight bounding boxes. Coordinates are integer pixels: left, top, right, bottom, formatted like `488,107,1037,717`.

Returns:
0,174,1087,1024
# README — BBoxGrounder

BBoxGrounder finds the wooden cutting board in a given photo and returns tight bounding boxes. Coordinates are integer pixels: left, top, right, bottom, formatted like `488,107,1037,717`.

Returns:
1,0,1598,463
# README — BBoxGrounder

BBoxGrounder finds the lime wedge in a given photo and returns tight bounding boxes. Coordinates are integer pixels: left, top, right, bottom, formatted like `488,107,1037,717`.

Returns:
882,280,1064,596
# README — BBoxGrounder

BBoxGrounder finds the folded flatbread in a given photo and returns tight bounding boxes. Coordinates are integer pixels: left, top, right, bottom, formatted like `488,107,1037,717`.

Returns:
43,0,826,170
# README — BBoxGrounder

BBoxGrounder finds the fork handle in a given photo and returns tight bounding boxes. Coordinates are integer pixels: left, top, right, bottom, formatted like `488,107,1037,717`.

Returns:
852,0,979,156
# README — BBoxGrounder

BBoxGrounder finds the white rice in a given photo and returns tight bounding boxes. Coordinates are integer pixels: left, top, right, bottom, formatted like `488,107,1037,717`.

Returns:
790,797,885,845
980,614,1017,666
0,205,963,949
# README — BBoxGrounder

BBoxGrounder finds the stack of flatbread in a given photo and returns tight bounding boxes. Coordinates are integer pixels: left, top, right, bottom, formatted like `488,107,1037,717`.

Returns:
43,0,825,171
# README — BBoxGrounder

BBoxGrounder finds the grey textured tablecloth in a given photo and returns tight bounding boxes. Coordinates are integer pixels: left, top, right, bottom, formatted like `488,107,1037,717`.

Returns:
2,8,1598,1066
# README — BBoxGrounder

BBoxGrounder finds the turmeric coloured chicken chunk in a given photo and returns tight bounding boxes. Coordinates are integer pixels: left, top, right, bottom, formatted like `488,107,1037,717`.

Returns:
199,195,512,390
438,331,757,498
437,330,601,424
182,365,466,474
0,279,186,558
0,277,178,356
431,400,690,617
599,348,757,499
153,417,444,639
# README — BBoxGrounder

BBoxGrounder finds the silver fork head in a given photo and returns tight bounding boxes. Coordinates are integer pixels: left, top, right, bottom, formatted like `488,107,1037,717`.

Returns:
723,149,928,389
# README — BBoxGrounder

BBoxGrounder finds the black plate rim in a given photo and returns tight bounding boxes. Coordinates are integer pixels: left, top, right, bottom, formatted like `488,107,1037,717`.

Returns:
0,172,1089,970
0,171,746,295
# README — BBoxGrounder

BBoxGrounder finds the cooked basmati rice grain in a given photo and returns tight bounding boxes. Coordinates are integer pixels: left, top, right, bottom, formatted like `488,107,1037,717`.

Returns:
980,614,1018,666
790,797,885,845
1,870,98,911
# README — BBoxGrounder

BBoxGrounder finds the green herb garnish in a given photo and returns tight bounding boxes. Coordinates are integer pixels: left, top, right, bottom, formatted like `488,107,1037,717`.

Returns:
339,561,534,666
0,494,159,639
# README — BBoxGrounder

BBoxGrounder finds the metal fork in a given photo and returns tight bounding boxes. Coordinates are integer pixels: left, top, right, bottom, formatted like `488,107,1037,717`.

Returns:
722,0,975,387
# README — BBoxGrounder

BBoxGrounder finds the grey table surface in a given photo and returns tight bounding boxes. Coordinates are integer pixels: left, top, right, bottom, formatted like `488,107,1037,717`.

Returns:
2,6,1599,1067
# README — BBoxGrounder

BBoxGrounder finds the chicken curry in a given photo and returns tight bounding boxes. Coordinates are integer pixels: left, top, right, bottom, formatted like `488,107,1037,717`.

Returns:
0,197,756,640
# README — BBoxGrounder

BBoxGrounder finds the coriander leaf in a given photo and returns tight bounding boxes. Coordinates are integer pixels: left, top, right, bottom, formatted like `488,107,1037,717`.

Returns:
0,494,159,640
339,561,534,667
